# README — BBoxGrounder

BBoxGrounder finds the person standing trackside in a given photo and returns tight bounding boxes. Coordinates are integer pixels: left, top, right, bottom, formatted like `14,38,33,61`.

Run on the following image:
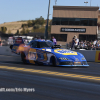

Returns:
74,35,79,49
71,36,75,50
51,36,57,45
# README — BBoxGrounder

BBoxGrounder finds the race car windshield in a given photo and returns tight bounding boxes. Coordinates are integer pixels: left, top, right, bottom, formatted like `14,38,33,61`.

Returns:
38,41,55,48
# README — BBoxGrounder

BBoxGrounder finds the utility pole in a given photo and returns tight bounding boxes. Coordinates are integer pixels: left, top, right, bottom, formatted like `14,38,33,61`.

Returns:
55,0,57,5
90,0,92,6
44,0,51,40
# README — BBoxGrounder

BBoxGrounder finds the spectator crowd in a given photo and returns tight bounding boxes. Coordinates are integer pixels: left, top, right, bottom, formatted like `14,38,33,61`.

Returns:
78,39,100,50
69,35,100,50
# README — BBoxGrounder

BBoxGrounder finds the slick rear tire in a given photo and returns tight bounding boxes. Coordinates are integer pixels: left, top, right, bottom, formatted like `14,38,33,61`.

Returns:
51,56,56,67
21,52,27,64
10,45,13,50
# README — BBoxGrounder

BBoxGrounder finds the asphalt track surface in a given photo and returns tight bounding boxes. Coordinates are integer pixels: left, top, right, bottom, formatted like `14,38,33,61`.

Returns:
0,55,100,100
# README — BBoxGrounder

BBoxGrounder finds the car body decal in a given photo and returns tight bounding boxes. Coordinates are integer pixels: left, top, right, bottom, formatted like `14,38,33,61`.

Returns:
28,48,37,64
54,49,77,55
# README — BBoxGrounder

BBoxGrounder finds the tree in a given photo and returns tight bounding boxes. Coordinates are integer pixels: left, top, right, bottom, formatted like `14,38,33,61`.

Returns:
33,25,40,30
15,30,19,35
26,28,29,33
27,20,32,27
35,16,45,26
32,20,35,26
21,24,28,28
31,28,34,32
49,20,52,25
20,27,25,35
8,29,11,34
1,27,7,33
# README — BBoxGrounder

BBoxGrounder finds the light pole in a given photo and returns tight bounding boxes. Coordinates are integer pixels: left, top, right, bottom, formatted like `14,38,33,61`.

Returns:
44,0,51,40
55,0,57,5
90,0,92,6
84,1,88,6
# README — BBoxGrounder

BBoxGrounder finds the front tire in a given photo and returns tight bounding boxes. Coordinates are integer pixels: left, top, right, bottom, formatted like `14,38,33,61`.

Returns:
51,56,56,66
21,52,27,64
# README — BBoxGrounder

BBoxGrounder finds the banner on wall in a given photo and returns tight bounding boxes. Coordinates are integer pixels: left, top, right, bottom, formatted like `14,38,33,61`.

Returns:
61,28,86,33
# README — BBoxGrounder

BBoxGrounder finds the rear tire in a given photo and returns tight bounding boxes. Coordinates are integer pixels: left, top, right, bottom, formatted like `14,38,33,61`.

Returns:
21,52,27,64
51,56,56,67
10,45,13,50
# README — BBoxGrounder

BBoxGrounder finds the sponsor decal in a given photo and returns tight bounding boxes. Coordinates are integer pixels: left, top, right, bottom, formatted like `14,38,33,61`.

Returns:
95,51,100,62
46,49,51,52
28,49,37,64
44,53,47,61
28,52,36,60
54,49,77,55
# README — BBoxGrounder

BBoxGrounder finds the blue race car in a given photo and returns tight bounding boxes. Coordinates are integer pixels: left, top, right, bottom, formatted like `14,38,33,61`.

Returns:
10,39,89,66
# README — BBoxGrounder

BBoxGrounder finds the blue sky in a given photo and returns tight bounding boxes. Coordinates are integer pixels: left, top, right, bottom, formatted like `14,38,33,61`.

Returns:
0,0,100,24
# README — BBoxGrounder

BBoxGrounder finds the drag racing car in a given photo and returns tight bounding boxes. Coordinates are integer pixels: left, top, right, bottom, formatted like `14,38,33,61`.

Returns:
10,38,89,66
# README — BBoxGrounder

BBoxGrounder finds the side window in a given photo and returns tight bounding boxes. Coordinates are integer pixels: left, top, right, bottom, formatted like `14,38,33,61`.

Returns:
31,41,37,48
37,42,40,48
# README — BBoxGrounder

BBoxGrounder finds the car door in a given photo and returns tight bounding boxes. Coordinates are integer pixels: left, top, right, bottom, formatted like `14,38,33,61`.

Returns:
36,42,48,64
28,41,38,64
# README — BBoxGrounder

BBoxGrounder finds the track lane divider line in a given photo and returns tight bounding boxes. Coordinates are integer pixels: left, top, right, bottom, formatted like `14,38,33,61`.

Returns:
15,68,25,70
0,65,100,81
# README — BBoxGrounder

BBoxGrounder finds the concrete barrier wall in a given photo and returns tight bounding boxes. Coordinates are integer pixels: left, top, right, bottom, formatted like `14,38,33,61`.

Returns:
0,46,18,56
75,50,96,62
0,55,22,62
75,50,100,62
0,46,21,62
95,50,100,62
0,46,11,55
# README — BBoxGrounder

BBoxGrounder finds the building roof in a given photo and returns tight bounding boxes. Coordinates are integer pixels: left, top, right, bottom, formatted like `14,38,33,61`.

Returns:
53,6,99,11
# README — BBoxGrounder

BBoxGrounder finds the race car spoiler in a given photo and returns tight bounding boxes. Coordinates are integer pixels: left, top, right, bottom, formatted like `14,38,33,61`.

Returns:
52,45,61,49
